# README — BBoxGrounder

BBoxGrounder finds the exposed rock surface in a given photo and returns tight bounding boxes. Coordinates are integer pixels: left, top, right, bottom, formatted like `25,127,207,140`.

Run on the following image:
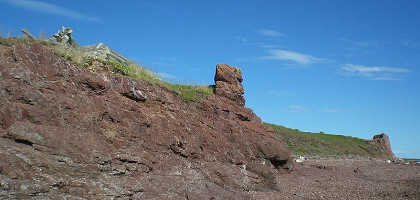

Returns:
81,42,132,66
0,42,292,199
370,133,395,159
52,26,79,48
214,64,245,106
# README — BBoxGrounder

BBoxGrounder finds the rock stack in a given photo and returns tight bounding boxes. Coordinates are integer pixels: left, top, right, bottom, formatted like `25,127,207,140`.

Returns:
214,64,245,106
371,133,395,159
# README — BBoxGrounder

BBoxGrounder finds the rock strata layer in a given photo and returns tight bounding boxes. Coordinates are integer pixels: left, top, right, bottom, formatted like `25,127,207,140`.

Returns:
0,42,292,199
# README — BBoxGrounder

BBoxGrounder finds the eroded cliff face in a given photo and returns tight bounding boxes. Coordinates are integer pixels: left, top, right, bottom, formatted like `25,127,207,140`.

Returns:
0,42,292,199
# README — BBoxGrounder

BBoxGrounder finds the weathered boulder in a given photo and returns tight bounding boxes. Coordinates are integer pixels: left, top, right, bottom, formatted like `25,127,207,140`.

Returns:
52,26,79,48
214,64,245,106
370,133,395,159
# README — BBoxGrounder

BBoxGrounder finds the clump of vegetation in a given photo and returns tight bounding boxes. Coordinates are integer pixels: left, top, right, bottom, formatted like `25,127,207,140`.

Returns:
166,83,214,101
0,36,28,47
265,122,386,158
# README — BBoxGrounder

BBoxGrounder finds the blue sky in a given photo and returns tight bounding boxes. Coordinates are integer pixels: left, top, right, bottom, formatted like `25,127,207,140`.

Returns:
1,0,419,159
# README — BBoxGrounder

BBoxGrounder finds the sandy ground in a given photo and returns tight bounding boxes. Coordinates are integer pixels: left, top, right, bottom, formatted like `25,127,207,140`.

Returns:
250,158,420,199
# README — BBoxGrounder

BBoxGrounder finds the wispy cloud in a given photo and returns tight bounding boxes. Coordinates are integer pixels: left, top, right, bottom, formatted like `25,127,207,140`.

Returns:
356,40,380,47
231,36,248,42
262,49,325,65
157,72,177,79
268,89,296,97
342,38,381,47
151,62,177,67
401,39,420,48
321,108,355,113
261,44,278,49
257,29,284,37
1,0,100,22
288,105,310,113
340,64,410,80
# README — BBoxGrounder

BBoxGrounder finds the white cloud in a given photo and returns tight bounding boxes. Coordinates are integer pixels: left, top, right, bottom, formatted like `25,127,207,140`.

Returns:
340,64,410,80
356,40,380,47
262,49,325,65
1,0,100,22
257,29,284,37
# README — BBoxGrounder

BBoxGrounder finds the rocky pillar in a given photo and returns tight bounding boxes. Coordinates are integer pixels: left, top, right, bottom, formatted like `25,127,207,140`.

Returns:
214,64,245,106
371,133,395,159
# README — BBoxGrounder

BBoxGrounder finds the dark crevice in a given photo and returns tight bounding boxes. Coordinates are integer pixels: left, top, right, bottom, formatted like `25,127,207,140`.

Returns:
269,158,288,169
14,138,34,146
116,158,137,164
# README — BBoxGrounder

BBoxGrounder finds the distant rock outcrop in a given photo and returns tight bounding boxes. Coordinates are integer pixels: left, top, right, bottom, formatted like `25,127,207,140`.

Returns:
370,133,395,159
214,64,245,106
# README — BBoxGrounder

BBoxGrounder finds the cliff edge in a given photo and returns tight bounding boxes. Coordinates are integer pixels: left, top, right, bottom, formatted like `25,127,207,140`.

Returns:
0,39,292,199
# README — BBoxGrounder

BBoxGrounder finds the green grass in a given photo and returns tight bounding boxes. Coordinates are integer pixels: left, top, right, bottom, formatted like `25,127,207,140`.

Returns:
50,44,214,101
265,122,387,158
0,35,215,101
99,59,214,101
166,84,214,101
0,36,28,47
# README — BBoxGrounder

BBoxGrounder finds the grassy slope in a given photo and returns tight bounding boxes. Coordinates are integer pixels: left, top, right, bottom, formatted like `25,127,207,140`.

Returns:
0,36,214,101
265,122,388,158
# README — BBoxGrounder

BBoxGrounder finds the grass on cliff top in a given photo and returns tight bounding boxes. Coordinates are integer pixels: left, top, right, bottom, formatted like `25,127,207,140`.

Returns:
0,36,29,47
0,36,214,101
51,42,214,101
103,59,214,101
265,122,387,158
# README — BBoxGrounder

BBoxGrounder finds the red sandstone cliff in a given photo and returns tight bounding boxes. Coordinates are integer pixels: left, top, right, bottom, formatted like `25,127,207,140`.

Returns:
370,133,395,159
0,42,292,199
